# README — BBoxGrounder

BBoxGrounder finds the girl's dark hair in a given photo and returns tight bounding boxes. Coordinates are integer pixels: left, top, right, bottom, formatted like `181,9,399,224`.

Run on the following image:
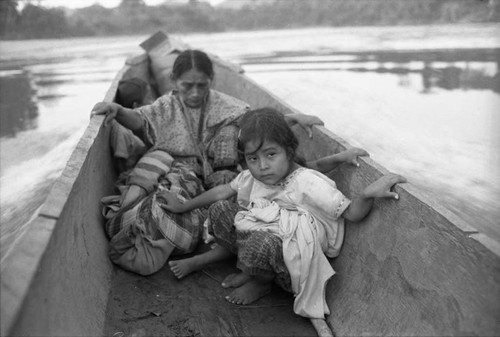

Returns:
238,107,301,164
171,49,214,80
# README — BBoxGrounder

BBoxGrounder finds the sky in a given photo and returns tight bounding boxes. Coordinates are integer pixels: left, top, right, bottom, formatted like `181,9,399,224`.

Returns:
37,0,225,8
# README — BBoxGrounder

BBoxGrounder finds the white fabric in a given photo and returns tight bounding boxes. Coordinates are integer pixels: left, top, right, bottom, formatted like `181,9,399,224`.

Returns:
234,198,281,235
280,208,334,318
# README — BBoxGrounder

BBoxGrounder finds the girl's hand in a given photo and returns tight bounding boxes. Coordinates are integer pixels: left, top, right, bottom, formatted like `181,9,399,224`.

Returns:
342,173,407,222
158,192,186,213
341,147,369,167
91,102,122,126
362,173,407,200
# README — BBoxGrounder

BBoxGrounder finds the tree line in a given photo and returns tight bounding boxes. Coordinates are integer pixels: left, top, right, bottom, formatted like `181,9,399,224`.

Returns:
1,0,498,40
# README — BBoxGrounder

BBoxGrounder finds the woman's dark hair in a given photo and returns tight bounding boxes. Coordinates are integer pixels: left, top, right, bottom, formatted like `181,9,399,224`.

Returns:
238,107,301,164
171,49,214,81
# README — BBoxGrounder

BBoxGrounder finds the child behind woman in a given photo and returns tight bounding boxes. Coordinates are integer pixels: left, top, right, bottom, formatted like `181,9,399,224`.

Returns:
161,107,406,336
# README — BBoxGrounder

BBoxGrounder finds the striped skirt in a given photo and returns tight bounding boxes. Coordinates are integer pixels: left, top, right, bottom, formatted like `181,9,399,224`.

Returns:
207,200,292,292
102,149,236,275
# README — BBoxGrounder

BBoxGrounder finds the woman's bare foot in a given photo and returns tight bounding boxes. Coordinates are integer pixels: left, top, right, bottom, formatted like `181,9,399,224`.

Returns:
168,244,234,279
225,278,272,305
221,272,251,288
169,258,200,279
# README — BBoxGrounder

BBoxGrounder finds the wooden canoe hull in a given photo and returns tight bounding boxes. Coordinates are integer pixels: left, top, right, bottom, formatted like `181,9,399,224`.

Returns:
2,34,499,336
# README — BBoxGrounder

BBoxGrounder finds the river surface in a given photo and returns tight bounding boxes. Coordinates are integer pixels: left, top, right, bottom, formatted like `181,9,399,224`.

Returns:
1,24,499,261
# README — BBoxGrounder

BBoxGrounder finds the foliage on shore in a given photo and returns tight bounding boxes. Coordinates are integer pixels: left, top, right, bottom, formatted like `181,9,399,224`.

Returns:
1,0,498,40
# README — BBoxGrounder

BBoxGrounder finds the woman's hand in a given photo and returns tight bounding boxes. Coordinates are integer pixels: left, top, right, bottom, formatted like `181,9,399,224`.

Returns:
362,173,407,200
306,147,369,173
91,102,122,126
340,147,370,167
285,113,324,138
158,192,186,213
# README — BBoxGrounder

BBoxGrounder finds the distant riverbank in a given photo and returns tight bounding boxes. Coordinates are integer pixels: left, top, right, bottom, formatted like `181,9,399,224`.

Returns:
1,0,498,40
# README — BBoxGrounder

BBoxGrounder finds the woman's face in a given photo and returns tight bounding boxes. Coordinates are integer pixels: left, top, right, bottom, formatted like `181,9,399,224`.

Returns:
174,68,211,108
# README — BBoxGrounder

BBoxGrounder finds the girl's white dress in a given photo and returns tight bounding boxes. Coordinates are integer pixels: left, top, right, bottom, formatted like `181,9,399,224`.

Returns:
229,167,351,318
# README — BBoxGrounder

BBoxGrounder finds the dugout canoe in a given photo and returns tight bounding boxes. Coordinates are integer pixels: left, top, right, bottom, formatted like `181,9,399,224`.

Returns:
1,31,499,337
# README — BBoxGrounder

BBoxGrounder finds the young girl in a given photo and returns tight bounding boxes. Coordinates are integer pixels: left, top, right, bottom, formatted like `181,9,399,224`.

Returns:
161,107,406,336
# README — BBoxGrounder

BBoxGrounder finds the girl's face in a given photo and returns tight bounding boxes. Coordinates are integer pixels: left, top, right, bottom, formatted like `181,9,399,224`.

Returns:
244,139,294,185
174,68,211,108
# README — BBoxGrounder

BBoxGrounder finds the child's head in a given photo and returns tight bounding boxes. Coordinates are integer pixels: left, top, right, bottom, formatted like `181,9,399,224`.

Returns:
116,77,147,108
238,107,299,185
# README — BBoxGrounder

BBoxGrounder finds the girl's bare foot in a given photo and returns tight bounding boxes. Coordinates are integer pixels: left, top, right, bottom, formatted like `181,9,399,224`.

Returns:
221,272,251,288
225,278,271,305
169,258,199,279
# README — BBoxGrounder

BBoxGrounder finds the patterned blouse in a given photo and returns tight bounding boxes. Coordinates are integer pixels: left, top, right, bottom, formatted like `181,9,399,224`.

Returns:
137,89,249,178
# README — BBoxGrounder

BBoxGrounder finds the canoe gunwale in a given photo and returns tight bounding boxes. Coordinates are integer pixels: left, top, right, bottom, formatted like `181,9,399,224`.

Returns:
312,123,500,257
0,59,131,336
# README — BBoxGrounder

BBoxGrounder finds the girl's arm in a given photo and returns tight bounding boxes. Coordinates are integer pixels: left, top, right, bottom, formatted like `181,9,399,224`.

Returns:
160,184,237,213
91,101,143,131
342,173,407,222
306,147,369,173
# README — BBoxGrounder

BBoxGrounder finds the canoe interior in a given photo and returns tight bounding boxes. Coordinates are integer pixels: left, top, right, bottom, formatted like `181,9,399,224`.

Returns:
1,32,499,337
105,245,316,337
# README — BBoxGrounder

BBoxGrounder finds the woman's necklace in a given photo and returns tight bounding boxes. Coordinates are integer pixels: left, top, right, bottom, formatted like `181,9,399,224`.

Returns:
179,96,211,179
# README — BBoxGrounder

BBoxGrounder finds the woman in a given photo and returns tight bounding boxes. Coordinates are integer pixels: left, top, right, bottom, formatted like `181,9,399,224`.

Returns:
92,49,330,276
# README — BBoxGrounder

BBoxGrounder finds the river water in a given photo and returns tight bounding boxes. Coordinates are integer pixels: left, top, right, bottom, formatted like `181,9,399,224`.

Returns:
1,24,499,261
